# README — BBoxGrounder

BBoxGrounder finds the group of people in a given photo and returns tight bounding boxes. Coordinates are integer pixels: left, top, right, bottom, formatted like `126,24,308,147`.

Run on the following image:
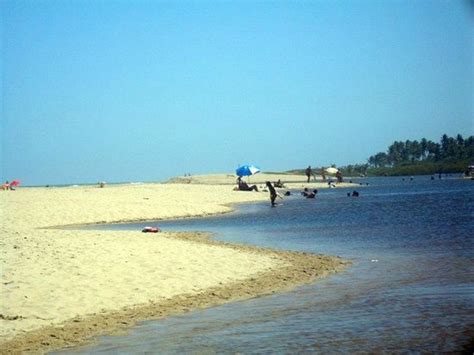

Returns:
235,166,350,207
2,181,16,191
235,176,324,206
301,188,318,198
235,177,285,207
305,166,343,183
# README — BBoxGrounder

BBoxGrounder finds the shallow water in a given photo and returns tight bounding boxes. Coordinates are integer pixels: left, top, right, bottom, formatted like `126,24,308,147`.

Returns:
59,177,474,353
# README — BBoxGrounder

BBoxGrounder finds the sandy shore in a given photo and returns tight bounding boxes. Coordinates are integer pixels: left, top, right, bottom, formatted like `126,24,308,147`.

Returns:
1,175,352,353
166,172,354,189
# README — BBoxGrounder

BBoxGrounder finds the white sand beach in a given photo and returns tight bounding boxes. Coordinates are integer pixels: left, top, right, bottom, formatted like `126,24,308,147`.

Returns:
0,174,352,352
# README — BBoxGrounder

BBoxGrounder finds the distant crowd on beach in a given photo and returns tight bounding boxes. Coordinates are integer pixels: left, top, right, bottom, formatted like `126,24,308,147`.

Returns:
2,181,12,190
234,165,361,207
304,165,344,184
2,180,19,191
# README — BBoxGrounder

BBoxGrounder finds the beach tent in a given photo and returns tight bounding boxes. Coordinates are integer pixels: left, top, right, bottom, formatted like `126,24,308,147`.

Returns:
236,165,261,177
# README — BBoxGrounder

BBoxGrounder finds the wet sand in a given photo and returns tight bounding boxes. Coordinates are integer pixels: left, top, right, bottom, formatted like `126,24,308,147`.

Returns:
0,176,351,353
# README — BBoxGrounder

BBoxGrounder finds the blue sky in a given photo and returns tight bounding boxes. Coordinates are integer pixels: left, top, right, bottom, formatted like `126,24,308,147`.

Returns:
1,0,472,185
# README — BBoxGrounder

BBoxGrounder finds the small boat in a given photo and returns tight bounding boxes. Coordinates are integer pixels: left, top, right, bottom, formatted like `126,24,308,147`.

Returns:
142,226,161,233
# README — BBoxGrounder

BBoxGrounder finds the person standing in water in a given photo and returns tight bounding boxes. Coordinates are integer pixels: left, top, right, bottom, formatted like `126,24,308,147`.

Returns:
266,181,278,207
305,166,312,183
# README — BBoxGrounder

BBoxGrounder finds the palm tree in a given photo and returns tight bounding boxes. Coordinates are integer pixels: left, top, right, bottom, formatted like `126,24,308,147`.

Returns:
456,134,465,159
388,141,405,166
426,141,441,161
420,138,428,160
375,152,389,167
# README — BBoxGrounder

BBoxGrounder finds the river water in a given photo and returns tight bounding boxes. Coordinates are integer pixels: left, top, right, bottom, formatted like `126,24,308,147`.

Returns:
60,176,473,353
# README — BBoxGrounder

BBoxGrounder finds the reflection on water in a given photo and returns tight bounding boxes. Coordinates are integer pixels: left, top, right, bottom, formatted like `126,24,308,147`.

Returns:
60,177,474,353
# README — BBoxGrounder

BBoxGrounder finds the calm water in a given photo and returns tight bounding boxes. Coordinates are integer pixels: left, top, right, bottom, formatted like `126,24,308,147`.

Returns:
60,177,473,353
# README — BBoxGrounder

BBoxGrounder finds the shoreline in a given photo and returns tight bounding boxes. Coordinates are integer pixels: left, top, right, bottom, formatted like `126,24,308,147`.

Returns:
1,177,354,353
1,231,349,353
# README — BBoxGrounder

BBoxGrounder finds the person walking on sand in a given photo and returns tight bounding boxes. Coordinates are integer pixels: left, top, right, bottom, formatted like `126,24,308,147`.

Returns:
305,166,312,183
266,181,280,207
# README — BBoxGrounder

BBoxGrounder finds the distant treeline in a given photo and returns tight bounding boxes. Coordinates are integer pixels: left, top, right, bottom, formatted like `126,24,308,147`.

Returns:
363,134,473,176
289,134,474,177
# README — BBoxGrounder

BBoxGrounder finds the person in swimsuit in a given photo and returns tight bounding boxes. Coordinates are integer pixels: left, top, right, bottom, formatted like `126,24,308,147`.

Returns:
266,181,278,206
236,177,258,191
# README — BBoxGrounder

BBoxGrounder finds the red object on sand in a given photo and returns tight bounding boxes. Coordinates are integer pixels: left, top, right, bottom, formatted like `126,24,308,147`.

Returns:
142,226,160,233
10,180,20,187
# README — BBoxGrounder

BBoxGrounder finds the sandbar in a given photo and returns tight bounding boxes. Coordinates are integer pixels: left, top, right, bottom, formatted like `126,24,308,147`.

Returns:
0,174,352,353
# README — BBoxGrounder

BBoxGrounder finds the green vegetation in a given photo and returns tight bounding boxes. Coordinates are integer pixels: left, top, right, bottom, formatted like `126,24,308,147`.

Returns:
362,134,473,176
289,134,474,177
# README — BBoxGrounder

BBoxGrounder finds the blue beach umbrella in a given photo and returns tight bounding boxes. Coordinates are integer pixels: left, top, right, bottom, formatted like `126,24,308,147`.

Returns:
236,164,261,177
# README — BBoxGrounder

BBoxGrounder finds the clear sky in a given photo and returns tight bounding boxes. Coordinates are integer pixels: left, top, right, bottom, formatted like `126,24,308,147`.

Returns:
1,0,473,185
